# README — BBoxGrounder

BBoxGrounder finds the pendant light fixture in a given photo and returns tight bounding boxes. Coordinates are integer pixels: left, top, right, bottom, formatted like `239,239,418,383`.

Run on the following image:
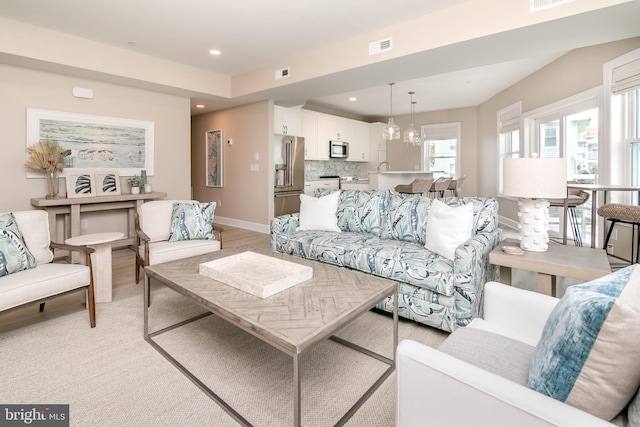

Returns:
403,92,421,146
382,83,400,140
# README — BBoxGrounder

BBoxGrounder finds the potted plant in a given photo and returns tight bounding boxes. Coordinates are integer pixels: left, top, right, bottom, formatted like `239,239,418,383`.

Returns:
127,174,144,194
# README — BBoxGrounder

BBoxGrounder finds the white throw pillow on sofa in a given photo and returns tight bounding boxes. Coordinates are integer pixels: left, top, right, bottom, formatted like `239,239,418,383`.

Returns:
424,199,473,260
297,191,341,232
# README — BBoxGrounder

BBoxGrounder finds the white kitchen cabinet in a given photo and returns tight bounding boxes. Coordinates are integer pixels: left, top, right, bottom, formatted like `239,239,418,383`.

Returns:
300,110,319,160
316,114,331,160
368,122,387,166
304,179,339,196
329,116,354,142
301,110,371,161
340,181,370,190
274,105,300,136
370,123,387,151
347,122,370,162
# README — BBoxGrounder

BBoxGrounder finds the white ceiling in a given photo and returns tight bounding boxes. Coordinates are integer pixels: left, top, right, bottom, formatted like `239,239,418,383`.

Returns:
0,0,639,118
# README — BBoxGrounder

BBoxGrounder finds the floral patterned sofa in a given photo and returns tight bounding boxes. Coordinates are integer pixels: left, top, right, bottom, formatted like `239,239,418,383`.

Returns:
270,189,501,332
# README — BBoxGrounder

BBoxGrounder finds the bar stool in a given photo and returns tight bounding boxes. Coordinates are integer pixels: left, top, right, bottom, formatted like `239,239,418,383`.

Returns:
447,175,466,197
548,181,590,246
428,177,452,199
597,203,640,263
394,178,434,195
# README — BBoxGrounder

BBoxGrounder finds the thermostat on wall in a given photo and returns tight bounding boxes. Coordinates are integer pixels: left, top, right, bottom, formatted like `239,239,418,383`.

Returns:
227,139,233,145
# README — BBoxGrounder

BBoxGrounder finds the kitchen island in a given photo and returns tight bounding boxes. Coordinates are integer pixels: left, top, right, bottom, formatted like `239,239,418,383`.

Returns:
368,171,443,190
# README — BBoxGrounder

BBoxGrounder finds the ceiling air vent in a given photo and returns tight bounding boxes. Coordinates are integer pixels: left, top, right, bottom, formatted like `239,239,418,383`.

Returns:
275,67,290,80
529,0,573,12
369,37,393,56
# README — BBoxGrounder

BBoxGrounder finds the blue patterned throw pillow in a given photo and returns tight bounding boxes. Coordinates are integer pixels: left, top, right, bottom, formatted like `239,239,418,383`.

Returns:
380,193,432,245
335,189,388,236
168,202,216,241
527,264,640,420
0,212,37,277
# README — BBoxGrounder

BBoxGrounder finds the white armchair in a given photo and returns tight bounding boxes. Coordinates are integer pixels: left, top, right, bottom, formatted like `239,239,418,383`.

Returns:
0,210,96,327
134,200,223,303
396,282,616,427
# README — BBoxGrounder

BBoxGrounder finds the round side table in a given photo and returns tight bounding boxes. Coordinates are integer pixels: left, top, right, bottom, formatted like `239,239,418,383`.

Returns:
65,232,124,303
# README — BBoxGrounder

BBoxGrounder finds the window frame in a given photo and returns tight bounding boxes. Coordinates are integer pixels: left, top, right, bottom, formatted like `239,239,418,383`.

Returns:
603,47,640,194
420,122,461,177
497,102,522,196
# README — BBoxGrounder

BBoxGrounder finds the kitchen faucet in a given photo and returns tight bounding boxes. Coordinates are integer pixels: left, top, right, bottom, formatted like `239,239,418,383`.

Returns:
377,161,390,171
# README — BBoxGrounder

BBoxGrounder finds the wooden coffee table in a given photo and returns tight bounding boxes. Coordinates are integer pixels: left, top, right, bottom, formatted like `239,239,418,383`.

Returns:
489,239,611,296
143,246,398,427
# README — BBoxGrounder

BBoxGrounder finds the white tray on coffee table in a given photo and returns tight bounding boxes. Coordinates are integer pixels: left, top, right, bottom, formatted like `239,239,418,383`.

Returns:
199,251,313,298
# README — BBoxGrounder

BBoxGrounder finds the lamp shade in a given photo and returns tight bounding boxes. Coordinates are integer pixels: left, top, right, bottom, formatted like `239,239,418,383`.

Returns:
503,157,567,199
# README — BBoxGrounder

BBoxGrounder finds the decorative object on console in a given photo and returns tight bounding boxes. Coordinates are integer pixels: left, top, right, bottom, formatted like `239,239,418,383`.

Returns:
503,156,567,252
66,170,97,198
382,83,400,141
24,141,70,199
126,174,144,194
95,170,121,196
403,92,421,146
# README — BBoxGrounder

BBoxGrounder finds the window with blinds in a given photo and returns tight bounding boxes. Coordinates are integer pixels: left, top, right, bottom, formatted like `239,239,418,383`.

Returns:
607,48,640,203
498,102,522,193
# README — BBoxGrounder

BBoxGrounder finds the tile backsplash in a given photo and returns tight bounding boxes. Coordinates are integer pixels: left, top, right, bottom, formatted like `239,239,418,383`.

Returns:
305,160,363,180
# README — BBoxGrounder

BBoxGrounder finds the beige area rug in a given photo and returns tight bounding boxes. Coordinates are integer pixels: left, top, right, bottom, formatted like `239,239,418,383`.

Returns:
0,289,447,426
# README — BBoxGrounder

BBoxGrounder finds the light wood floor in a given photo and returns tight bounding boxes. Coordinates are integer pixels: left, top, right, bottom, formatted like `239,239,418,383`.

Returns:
0,225,271,333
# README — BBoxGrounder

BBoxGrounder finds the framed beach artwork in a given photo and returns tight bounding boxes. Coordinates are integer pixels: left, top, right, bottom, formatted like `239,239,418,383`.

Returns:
26,108,154,178
66,170,97,198
95,170,121,196
206,129,223,187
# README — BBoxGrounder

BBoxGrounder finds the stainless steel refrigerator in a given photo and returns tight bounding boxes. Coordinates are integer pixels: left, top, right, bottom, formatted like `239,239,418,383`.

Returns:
274,135,305,216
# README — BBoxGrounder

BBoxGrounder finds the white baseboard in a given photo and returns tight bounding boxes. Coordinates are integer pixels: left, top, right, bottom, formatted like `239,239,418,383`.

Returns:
214,216,270,234
498,215,518,232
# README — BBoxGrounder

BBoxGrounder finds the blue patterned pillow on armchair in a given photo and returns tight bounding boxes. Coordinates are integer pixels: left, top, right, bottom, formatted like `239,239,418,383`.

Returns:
0,212,36,277
168,202,216,241
527,264,640,421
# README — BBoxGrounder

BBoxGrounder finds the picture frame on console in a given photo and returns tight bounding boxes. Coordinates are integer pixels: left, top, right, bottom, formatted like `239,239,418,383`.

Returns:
66,170,97,198
95,170,121,196
206,129,223,188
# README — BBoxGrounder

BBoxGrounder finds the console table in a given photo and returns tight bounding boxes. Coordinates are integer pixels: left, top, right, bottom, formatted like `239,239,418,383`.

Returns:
31,192,166,252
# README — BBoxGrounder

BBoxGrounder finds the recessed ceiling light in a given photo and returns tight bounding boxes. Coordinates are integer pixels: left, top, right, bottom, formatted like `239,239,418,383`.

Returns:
349,97,357,102
127,41,137,47
196,104,205,108
209,49,221,56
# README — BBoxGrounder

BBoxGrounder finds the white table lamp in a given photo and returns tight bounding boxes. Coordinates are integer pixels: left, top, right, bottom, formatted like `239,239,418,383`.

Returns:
503,157,567,252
